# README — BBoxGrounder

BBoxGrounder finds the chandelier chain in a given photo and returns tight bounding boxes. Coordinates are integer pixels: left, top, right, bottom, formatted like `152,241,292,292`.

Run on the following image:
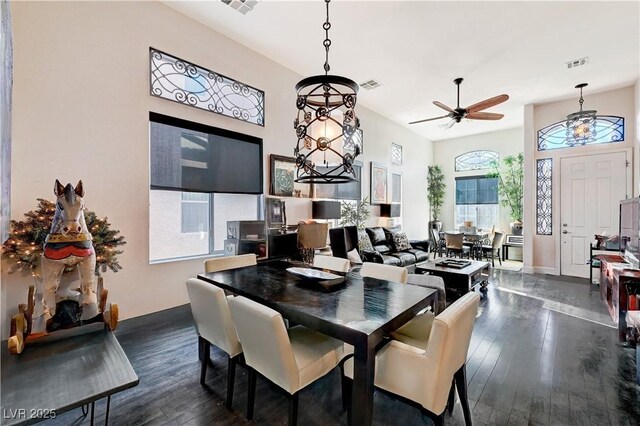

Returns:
323,0,331,74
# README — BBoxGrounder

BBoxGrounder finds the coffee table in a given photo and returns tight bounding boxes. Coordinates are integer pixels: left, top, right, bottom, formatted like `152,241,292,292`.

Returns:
415,258,490,300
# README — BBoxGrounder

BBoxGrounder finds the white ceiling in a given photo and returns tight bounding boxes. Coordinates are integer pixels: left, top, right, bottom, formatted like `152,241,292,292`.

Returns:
162,0,640,141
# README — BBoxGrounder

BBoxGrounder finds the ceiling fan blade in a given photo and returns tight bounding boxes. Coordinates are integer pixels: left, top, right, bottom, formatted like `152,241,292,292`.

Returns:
466,112,504,120
466,94,509,113
433,101,455,113
409,114,450,125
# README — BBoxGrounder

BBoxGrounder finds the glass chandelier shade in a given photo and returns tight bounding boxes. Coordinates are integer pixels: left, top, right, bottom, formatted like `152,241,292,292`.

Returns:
566,83,597,146
293,0,361,184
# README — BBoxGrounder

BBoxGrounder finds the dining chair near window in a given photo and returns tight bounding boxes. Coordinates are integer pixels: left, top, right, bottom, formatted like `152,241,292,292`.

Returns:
430,228,444,258
444,232,470,258
185,278,243,409
313,254,350,273
481,231,504,267
204,253,257,273
360,262,408,284
228,296,347,426
342,292,480,426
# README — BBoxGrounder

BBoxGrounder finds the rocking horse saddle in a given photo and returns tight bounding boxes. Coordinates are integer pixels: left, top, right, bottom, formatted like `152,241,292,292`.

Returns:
44,240,94,260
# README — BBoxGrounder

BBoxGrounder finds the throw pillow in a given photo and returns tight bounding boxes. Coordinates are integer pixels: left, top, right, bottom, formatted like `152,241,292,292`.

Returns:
393,231,412,251
357,229,374,252
347,248,363,265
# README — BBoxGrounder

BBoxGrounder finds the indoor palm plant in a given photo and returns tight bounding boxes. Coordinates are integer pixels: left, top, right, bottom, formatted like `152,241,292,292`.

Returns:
487,153,524,235
427,165,446,230
339,197,371,230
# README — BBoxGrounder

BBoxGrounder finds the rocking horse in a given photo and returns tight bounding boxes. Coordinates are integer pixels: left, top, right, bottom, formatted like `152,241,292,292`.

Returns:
8,180,118,354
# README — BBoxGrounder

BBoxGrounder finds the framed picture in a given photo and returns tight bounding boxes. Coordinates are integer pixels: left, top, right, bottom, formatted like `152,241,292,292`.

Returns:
269,154,313,198
370,162,388,205
391,172,402,203
266,197,285,226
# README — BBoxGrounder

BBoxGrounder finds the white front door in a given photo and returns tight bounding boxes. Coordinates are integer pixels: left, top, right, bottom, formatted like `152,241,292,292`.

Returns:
560,152,627,278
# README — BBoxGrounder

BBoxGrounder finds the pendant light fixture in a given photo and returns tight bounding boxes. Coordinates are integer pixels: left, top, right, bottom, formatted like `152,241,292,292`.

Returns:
293,0,360,184
566,83,597,145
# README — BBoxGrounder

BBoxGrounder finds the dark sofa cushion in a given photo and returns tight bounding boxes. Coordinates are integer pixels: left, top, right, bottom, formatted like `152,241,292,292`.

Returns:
373,244,393,254
380,254,402,266
366,227,387,245
407,249,429,263
392,251,418,267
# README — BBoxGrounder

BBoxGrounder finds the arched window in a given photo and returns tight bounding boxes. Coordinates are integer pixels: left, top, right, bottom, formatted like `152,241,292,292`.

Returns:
537,116,624,151
454,150,499,172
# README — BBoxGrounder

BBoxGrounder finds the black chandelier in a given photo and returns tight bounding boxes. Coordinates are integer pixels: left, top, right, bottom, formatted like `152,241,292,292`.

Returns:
293,0,361,184
566,83,597,145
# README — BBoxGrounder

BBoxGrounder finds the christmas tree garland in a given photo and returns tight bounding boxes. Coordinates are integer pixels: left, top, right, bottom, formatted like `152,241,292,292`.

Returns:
2,199,126,276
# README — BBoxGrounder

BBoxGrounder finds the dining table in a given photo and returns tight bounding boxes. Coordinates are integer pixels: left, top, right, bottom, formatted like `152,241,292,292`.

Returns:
197,260,438,426
441,230,490,259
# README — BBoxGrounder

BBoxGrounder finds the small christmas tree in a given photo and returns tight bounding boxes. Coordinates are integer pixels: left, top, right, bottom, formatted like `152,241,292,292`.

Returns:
2,198,126,276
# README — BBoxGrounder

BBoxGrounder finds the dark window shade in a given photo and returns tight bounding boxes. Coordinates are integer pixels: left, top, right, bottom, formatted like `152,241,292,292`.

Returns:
455,176,498,205
313,162,362,200
150,112,263,194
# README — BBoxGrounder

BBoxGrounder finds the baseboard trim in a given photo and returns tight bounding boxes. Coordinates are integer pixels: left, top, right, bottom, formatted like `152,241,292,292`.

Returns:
522,266,558,275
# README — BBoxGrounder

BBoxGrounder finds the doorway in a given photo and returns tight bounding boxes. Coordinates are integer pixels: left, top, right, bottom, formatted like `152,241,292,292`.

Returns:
560,151,627,278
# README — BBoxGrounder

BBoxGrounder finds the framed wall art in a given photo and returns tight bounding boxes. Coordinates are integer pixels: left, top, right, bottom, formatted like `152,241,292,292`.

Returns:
391,172,402,203
370,162,388,205
269,154,313,198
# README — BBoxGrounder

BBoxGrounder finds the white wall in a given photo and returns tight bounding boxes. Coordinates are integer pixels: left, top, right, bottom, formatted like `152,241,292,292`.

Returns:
523,85,637,274
2,1,432,338
432,127,525,234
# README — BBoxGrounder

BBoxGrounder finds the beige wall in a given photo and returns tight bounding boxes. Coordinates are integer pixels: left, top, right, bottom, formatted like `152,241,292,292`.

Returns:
2,1,432,338
523,85,637,274
432,127,525,235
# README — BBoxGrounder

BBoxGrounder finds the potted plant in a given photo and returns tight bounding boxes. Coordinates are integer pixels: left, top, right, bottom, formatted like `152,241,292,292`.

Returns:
427,165,446,231
339,197,371,230
487,153,524,235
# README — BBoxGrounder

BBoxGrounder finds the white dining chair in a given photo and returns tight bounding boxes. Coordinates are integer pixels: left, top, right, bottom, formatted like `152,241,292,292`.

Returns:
185,278,243,409
360,262,408,283
204,253,257,273
228,296,347,426
313,254,350,273
343,292,480,426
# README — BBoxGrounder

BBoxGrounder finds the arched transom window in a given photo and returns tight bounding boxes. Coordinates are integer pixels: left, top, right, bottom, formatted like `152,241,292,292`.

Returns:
537,116,624,151
454,150,499,172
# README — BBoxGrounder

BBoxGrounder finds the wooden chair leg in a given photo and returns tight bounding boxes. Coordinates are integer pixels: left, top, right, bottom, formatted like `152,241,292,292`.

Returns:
289,392,299,426
491,250,495,267
247,368,257,420
200,340,210,385
226,355,237,409
447,378,455,415
454,364,472,426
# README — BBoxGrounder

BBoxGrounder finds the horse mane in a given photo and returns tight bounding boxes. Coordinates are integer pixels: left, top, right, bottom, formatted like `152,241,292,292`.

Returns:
63,183,76,204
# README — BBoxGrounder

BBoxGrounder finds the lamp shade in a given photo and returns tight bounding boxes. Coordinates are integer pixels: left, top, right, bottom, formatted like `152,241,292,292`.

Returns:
312,200,341,219
380,203,401,218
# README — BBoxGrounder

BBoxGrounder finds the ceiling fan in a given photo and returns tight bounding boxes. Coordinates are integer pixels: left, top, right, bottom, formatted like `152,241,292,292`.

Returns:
409,78,509,128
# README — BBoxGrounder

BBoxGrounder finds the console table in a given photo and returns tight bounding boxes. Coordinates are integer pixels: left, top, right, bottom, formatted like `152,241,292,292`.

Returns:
502,234,523,261
1,327,138,425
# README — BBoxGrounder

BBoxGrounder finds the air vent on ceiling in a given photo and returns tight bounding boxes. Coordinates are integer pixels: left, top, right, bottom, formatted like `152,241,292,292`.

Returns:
566,57,589,69
221,0,258,15
360,79,382,90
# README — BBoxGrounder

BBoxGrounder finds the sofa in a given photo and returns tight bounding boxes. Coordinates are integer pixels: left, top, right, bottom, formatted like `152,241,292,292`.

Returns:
329,226,430,271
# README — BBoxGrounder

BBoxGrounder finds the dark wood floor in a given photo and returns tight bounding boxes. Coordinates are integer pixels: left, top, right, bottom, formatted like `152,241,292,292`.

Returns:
47,270,639,426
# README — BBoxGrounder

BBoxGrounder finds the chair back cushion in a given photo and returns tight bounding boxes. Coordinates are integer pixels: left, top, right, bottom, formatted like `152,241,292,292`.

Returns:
313,255,350,273
360,262,408,283
425,292,480,412
185,278,242,357
493,232,504,249
444,232,464,250
298,221,329,249
228,296,299,393
204,254,256,273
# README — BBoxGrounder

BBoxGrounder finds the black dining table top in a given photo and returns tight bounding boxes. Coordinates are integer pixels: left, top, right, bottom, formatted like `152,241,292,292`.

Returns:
197,260,437,344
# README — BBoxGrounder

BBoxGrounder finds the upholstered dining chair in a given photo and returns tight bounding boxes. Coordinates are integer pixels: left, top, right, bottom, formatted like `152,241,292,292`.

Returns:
185,278,242,409
313,254,350,273
297,221,330,264
444,232,470,258
360,262,408,284
204,253,257,273
343,292,481,426
228,296,347,426
481,231,504,267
